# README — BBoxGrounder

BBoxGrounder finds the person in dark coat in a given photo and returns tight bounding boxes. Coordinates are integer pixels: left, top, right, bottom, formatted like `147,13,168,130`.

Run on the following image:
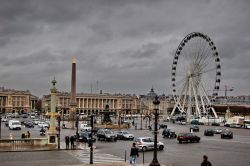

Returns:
21,133,25,139
26,131,30,138
70,135,75,149
65,136,70,150
201,155,212,166
130,142,139,166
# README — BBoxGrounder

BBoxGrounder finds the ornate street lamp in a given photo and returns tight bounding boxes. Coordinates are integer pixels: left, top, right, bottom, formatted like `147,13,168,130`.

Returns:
76,114,79,138
0,115,2,139
149,95,161,166
89,114,94,164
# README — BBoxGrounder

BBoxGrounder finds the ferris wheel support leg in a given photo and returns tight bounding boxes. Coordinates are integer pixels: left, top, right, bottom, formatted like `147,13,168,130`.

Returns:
211,107,218,118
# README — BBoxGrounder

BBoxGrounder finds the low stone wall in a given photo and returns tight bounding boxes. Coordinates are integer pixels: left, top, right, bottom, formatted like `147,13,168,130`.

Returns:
0,138,48,147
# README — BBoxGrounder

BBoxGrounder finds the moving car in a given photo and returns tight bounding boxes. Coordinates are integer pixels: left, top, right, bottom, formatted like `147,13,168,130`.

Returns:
221,129,233,139
80,123,92,131
214,128,222,134
204,129,214,136
78,131,96,143
1,117,8,122
190,125,199,132
177,133,200,143
24,121,35,128
97,129,117,141
38,121,49,128
116,131,134,140
229,123,241,128
8,120,22,130
159,124,168,129
135,137,164,151
162,129,177,138
211,122,220,126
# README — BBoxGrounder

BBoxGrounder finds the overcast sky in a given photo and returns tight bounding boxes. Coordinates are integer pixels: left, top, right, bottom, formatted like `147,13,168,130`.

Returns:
0,0,249,98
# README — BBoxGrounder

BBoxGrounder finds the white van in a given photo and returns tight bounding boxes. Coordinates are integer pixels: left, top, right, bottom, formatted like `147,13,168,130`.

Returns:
9,120,22,130
80,123,92,131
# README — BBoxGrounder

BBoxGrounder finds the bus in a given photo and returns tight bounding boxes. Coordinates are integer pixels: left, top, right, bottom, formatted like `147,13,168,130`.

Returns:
244,120,250,129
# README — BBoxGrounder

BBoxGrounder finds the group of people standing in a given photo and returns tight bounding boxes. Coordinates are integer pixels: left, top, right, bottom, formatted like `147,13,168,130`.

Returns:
21,131,30,139
65,135,76,150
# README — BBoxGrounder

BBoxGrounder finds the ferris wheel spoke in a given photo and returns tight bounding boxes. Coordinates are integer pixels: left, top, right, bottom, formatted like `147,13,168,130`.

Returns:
190,77,202,117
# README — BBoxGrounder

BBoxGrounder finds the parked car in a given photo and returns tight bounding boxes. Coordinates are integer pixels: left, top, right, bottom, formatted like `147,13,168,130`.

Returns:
135,137,164,151
97,129,117,141
204,129,214,136
214,128,222,134
221,129,233,139
190,125,199,132
78,131,96,143
162,129,177,138
116,131,134,140
177,133,200,143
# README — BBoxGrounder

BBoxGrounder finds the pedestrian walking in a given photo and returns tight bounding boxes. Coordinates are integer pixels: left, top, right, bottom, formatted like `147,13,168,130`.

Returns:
65,136,70,150
201,155,212,166
130,142,139,166
70,135,75,149
26,131,30,138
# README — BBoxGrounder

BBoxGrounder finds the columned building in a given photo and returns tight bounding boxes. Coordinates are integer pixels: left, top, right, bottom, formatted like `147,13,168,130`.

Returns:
42,92,141,116
0,87,38,114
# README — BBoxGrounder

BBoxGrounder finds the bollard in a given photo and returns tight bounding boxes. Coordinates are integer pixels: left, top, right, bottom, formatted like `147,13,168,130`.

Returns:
142,148,145,164
125,150,127,162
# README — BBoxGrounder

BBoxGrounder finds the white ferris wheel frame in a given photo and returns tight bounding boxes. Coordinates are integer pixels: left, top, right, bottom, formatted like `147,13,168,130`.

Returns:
170,32,221,120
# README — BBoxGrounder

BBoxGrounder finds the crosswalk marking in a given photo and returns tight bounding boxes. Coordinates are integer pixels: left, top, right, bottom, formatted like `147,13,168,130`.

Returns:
67,149,124,164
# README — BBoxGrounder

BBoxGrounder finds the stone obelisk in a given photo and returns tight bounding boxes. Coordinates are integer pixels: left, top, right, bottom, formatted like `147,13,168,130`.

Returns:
69,58,77,129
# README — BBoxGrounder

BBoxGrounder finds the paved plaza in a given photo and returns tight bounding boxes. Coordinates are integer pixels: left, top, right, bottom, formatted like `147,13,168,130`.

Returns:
1,120,250,166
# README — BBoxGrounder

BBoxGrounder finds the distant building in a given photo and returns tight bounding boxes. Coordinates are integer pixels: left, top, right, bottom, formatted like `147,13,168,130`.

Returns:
42,91,141,116
0,87,39,114
139,87,173,115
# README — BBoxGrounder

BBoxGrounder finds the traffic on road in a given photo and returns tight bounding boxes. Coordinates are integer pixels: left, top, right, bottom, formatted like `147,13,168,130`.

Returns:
1,112,250,166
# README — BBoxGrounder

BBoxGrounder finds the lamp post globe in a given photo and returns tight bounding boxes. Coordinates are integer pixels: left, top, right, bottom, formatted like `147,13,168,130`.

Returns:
149,95,161,166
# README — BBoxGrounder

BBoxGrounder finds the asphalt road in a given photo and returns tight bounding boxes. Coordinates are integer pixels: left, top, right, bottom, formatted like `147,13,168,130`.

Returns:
1,117,250,166
94,120,250,166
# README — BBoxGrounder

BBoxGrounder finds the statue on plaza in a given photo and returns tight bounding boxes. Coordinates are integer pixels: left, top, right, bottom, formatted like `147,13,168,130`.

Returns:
102,104,112,124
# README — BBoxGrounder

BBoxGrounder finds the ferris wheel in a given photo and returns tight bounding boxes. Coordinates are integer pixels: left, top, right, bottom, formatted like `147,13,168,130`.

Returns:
170,32,221,121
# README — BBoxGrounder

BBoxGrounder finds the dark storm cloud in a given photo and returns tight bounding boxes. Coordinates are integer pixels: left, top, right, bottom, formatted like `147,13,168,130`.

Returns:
0,0,250,97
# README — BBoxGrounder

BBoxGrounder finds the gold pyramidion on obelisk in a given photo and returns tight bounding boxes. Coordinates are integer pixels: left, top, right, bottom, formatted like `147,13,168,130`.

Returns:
69,57,77,129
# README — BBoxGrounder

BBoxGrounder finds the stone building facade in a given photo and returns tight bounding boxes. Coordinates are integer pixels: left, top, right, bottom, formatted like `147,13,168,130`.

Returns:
42,91,141,116
139,88,174,116
0,87,39,114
